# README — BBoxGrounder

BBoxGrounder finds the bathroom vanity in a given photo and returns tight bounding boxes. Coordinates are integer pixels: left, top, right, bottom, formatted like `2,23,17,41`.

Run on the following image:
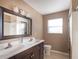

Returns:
9,42,44,59
0,39,44,59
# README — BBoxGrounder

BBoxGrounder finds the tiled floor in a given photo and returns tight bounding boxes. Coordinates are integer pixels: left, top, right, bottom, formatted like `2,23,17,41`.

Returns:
44,52,69,59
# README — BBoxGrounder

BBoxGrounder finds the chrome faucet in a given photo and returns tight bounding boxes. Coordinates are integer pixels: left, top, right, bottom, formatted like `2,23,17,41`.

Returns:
5,43,12,49
20,37,23,43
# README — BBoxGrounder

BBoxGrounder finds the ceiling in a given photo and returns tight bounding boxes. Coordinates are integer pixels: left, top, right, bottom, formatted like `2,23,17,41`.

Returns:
24,0,70,15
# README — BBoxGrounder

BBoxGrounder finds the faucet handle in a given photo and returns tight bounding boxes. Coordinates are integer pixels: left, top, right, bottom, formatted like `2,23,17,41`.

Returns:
8,43,12,47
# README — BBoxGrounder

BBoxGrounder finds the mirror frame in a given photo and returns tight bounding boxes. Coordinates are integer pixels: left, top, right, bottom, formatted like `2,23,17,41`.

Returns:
0,6,32,40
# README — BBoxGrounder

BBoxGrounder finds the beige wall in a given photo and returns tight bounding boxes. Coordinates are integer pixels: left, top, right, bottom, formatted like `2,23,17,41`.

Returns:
0,0,43,39
43,10,70,53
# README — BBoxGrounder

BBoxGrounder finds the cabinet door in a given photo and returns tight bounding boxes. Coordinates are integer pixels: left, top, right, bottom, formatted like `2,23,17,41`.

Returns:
39,43,44,59
21,52,34,59
9,57,15,59
33,45,40,59
33,43,44,59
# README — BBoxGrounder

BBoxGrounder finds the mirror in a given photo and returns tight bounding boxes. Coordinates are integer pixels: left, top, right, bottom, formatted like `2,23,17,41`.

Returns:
4,12,31,36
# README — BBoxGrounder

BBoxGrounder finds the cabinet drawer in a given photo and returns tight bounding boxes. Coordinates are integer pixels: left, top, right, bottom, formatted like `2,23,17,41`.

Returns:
15,47,33,59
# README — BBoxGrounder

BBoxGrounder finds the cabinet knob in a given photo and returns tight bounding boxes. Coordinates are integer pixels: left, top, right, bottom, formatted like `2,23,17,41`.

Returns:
31,53,34,58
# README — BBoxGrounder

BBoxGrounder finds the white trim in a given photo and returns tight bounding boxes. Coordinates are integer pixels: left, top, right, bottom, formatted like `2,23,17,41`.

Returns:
51,50,69,56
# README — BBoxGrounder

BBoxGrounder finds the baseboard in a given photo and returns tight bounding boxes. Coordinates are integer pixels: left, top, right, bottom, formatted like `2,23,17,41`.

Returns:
51,50,69,56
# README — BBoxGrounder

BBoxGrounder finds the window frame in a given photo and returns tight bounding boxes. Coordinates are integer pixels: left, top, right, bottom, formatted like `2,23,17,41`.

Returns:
47,18,63,34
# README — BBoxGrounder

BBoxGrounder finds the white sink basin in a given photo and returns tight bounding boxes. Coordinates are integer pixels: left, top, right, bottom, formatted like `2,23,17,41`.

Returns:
22,38,39,45
0,43,8,50
0,45,22,56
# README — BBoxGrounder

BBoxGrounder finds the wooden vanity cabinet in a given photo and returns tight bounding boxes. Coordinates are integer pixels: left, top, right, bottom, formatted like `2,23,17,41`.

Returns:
9,42,44,59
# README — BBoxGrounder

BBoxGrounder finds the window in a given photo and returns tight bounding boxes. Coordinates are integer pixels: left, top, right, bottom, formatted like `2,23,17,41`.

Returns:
48,18,63,34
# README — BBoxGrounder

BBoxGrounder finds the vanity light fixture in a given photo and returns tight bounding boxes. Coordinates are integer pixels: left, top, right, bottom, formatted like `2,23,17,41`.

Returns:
13,7,19,13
